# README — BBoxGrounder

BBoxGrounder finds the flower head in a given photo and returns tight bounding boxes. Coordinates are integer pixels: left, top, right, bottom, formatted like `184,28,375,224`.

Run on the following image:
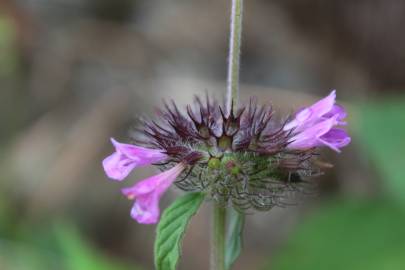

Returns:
103,91,350,222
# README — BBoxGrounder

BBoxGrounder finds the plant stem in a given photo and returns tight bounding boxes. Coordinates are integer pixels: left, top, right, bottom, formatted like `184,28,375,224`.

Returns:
211,1,244,269
211,203,226,270
226,0,244,115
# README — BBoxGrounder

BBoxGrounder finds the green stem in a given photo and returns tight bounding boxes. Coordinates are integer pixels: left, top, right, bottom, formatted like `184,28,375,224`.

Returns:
226,0,244,115
211,203,226,270
211,1,244,269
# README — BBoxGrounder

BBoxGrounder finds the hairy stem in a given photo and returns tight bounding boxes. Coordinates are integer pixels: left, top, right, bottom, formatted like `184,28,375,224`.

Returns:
211,203,226,270
226,0,244,115
211,1,244,269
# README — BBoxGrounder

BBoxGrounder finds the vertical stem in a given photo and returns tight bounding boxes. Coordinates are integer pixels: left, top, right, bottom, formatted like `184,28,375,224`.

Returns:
226,0,244,115
212,1,244,269
211,203,226,270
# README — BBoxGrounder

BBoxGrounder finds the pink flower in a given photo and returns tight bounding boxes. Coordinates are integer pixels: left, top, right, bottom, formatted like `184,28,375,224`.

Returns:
285,90,351,152
121,163,186,224
102,138,167,181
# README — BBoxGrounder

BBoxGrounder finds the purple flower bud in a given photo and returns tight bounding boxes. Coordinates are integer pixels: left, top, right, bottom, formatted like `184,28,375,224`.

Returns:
121,163,185,224
102,138,167,181
285,91,351,152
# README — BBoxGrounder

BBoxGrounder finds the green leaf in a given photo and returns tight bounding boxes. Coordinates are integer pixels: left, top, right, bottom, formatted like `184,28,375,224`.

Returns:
225,208,245,270
154,192,205,270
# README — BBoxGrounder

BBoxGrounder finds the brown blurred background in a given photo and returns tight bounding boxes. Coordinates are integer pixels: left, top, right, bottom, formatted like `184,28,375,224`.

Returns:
1,0,405,270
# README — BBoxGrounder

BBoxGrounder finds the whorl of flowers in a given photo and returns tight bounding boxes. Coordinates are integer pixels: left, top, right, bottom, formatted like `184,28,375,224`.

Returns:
102,90,350,224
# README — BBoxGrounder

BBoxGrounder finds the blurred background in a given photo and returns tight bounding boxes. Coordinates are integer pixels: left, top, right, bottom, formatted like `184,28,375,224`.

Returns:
1,0,405,269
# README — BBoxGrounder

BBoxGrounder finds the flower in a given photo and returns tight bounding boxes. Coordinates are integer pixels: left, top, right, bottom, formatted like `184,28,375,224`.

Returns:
285,90,351,152
121,163,185,224
102,138,167,181
102,137,202,224
103,92,350,218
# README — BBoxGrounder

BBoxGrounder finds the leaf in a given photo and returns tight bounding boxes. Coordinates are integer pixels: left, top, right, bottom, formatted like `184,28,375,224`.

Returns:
225,208,245,270
154,192,205,270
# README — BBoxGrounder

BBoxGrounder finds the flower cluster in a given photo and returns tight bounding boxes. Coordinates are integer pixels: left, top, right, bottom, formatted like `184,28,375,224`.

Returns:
102,91,350,224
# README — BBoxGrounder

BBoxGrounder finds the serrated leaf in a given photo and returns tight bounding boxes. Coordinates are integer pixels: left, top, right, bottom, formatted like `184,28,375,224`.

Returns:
225,208,245,270
154,192,205,270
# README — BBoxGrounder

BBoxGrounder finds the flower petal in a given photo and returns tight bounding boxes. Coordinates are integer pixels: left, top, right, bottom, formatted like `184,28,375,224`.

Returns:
288,115,338,150
102,138,167,181
307,90,336,118
318,128,351,152
324,104,347,125
121,163,185,224
130,192,160,224
102,152,138,181
284,107,312,130
110,138,167,165
284,90,336,131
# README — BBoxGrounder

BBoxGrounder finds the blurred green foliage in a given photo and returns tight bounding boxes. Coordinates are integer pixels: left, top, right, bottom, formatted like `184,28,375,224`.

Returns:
268,199,405,270
0,223,139,270
0,15,29,142
0,203,139,270
355,97,405,204
55,223,138,270
0,16,18,76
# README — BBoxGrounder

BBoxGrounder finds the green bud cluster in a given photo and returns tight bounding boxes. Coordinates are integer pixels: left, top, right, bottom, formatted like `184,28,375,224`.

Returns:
168,148,315,211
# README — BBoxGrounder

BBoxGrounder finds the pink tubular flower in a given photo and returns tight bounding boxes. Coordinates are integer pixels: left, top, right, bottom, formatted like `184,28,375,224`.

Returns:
102,138,167,181
284,90,351,152
121,163,186,224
